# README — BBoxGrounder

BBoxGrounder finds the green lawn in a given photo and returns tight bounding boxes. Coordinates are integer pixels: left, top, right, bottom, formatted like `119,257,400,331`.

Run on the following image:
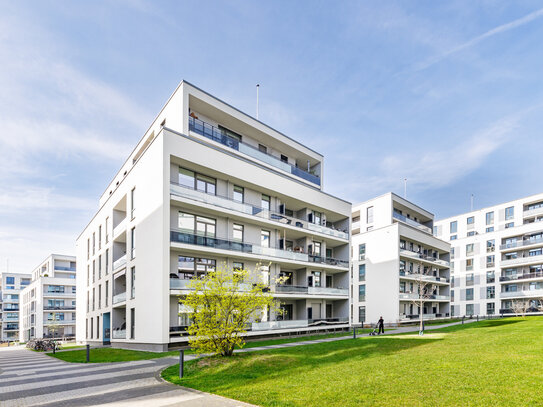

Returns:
48,347,179,363
162,317,543,406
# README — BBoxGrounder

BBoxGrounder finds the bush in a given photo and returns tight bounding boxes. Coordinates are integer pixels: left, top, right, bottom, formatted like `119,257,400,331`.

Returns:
26,338,59,352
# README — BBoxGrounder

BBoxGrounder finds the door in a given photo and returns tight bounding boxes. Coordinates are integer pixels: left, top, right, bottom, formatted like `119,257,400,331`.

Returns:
326,304,332,319
103,312,111,344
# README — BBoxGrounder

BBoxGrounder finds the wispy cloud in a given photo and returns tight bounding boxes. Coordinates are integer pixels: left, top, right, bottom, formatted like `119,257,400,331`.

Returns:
416,7,543,70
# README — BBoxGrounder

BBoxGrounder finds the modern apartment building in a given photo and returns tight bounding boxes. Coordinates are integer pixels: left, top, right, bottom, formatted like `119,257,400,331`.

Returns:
351,193,451,325
76,81,351,351
0,272,31,341
434,193,543,317
19,254,77,342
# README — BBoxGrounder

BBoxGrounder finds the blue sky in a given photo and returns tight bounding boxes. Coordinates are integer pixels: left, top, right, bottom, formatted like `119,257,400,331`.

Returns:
2,1,543,273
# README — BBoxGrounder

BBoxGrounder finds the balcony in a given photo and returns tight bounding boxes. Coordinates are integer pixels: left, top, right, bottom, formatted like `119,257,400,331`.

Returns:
399,249,450,267
43,291,73,297
112,329,126,339
189,116,320,186
113,254,127,271
500,271,543,282
113,292,127,304
399,271,449,284
393,212,432,234
501,288,543,299
251,318,349,331
500,237,543,250
44,320,76,325
113,217,127,239
170,231,349,269
523,206,543,218
501,254,543,267
399,293,450,301
54,266,76,271
170,182,348,240
307,286,349,296
43,306,76,311
275,285,308,294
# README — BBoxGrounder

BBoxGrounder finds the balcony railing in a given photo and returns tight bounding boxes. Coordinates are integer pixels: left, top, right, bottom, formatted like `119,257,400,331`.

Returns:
399,313,450,320
399,293,450,301
500,288,543,298
170,182,348,240
113,255,127,271
113,217,127,238
54,266,76,271
393,212,432,234
189,116,320,185
307,286,349,296
500,237,543,250
275,285,308,293
170,231,348,268
399,271,450,283
44,306,76,310
399,249,450,267
113,292,127,304
112,329,126,339
523,206,543,218
251,317,348,331
500,271,543,282
501,254,543,267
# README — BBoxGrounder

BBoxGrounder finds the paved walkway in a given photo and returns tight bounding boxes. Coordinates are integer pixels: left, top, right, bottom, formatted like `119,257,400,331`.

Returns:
0,347,253,407
0,320,476,406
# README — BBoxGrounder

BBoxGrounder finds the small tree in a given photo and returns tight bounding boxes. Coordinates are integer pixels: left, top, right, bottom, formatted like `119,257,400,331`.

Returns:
181,263,283,356
48,312,61,339
511,299,529,317
409,263,437,336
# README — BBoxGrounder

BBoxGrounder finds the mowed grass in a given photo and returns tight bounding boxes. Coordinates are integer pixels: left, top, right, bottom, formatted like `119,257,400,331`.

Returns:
162,317,543,406
48,347,179,363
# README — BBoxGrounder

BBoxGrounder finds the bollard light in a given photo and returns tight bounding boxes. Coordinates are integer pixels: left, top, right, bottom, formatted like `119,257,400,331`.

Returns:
86,344,90,363
179,349,184,378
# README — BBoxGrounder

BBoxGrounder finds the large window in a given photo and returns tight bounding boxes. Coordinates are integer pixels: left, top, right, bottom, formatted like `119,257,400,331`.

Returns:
233,224,244,241
486,211,494,225
233,185,244,202
486,255,495,267
359,306,366,323
466,274,474,286
359,264,366,281
359,244,366,261
450,221,457,234
261,230,270,247
487,286,495,299
358,285,366,302
179,167,216,195
261,194,271,211
505,206,514,220
487,303,495,315
178,212,216,237
487,240,495,252
466,243,474,255
466,304,474,316
313,242,322,256
487,271,495,283
177,256,216,279
466,288,474,301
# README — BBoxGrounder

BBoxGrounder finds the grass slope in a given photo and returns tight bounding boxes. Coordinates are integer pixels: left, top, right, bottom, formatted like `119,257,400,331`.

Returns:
162,317,543,406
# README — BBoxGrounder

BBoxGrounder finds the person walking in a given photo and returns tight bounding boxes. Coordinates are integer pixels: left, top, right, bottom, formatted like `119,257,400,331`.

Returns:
377,316,384,335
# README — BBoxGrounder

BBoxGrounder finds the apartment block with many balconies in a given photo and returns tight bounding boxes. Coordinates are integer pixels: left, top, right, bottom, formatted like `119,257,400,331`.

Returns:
351,193,451,326
76,81,351,351
1,272,31,342
434,192,543,317
19,254,77,342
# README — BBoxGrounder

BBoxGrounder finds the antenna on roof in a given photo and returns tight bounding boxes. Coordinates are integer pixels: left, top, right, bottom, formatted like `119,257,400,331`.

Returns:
470,194,474,211
404,178,407,199
256,84,260,120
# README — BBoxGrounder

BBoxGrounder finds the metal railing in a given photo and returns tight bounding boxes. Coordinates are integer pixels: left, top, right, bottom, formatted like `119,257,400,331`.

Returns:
501,254,543,267
500,237,543,250
500,271,543,282
399,293,450,300
399,249,450,267
275,285,308,293
399,271,450,283
189,116,320,185
170,230,349,268
170,182,348,240
393,212,432,233
54,266,76,271
44,306,76,310
113,292,127,304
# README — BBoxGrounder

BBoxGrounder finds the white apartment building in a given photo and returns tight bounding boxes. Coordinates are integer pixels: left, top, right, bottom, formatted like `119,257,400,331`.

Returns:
76,81,351,351
0,272,31,341
20,254,77,342
434,193,543,317
351,193,451,326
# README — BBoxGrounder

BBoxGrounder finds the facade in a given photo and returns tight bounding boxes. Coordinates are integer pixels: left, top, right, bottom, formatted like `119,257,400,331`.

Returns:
76,81,352,351
434,193,543,317
0,272,31,341
351,193,451,326
19,254,77,342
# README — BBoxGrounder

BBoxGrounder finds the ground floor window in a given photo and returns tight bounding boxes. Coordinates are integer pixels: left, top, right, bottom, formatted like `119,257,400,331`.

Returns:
487,303,495,315
466,304,474,316
359,306,366,323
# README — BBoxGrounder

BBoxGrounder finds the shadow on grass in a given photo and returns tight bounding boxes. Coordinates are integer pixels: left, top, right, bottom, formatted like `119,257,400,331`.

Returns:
476,319,523,328
170,335,443,393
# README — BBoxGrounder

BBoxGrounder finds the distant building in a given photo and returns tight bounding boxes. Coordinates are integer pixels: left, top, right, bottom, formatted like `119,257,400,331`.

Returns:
1,272,31,341
19,254,76,341
351,193,451,325
434,193,543,317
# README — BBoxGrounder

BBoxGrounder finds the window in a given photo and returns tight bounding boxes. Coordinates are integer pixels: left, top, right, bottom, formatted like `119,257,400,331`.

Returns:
87,292,89,312
261,230,270,247
467,216,474,225
131,187,136,219
466,274,474,286
98,284,102,309
196,173,216,194
258,144,267,153
312,271,321,287
486,211,494,225
366,226,373,231
312,211,322,225
233,185,244,202
130,227,136,259
196,216,216,237
505,222,514,229
467,231,475,237
487,240,495,252
399,240,406,249
92,288,95,311
233,262,244,272
486,227,494,233
131,267,136,299
505,206,514,220
6,276,14,285
358,284,366,302
487,303,495,315
177,256,216,279
450,235,457,241
98,255,102,279
313,242,322,256
98,225,102,250
105,249,109,274
90,318,93,339
280,154,288,163
451,289,455,302
466,244,474,255
105,281,109,306
87,238,90,260
433,226,438,236
359,306,366,323
233,224,244,242
261,194,271,211
179,168,195,188
366,206,374,223
359,244,366,261
105,217,109,243
450,221,457,234
466,259,474,271
93,260,96,282
486,255,495,267
487,271,495,283
359,264,366,281
450,247,455,259
466,304,474,316
487,286,495,299
92,232,95,255
130,308,135,339
466,288,474,301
